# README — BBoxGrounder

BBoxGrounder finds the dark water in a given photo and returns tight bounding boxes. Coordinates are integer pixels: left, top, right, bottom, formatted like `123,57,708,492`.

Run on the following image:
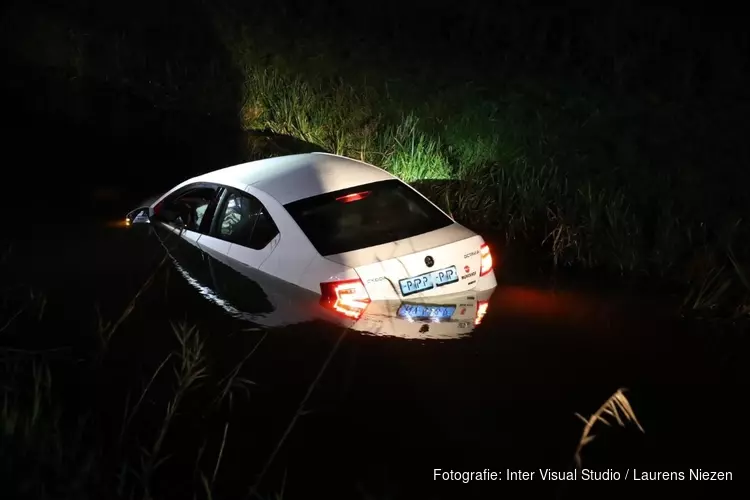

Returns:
3,70,747,499
5,208,748,498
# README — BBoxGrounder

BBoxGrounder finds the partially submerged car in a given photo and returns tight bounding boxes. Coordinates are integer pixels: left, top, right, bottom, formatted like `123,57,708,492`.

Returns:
126,152,497,324
166,242,492,339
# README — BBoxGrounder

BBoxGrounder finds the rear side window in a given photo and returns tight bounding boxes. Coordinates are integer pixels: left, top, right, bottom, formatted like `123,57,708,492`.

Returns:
212,190,279,250
284,179,453,256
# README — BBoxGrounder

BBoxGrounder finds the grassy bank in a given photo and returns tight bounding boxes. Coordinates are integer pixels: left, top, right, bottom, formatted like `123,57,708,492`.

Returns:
222,25,750,319
5,2,749,317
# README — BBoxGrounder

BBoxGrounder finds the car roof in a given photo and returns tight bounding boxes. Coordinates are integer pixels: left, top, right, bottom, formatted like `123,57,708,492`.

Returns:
193,153,396,205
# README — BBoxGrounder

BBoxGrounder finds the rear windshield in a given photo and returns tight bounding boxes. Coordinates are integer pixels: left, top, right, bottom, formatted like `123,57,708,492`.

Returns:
284,179,453,256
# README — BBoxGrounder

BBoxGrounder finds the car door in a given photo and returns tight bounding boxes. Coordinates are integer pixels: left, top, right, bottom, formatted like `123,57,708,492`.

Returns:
154,183,220,243
205,187,281,270
197,188,277,314
152,183,222,285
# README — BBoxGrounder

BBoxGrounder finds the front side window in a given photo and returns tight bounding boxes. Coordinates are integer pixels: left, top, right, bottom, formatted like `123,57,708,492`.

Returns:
161,185,220,232
213,190,279,250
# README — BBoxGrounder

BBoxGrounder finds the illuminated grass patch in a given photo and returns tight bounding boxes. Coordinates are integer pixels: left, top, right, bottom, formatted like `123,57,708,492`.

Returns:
219,22,749,315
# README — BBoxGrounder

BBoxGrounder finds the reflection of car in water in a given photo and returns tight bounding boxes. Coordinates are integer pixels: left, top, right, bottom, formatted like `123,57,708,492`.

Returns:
127,153,497,338
344,291,493,339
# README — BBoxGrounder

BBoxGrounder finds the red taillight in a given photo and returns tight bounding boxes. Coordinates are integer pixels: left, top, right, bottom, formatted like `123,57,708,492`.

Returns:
479,244,493,277
475,300,489,326
336,191,371,203
319,279,371,320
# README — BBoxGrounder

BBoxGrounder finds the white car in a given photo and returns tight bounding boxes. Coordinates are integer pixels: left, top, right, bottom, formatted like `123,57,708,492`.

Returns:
129,152,497,322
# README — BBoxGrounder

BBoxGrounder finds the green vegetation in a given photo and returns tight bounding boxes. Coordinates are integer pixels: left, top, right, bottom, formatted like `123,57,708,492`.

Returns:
4,2,749,317
221,21,750,318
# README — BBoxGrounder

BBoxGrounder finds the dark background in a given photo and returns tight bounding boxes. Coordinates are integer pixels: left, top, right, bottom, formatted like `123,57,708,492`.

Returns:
3,1,748,215
1,2,749,499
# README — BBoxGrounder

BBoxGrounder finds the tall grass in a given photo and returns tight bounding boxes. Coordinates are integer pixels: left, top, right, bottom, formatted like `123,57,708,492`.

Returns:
9,4,749,314
1,355,98,499
220,21,750,316
137,322,209,500
2,245,652,499
574,388,643,469
247,328,349,498
0,240,252,500
235,68,453,181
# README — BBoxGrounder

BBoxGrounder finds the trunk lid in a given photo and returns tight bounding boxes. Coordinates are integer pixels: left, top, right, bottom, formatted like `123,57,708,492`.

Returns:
324,224,485,300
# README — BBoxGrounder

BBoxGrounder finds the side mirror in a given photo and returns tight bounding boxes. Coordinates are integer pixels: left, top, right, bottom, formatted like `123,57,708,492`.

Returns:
124,207,151,226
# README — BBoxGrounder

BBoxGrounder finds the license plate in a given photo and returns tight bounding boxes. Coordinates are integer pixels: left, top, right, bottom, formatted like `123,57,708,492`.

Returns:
397,303,456,320
398,265,458,296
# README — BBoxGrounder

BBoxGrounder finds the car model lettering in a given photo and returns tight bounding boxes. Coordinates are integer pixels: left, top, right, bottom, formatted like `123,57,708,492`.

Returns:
461,271,477,280
464,250,480,259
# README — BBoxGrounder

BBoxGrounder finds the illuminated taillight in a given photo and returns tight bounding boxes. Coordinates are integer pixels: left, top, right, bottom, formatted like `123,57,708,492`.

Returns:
475,300,489,326
320,279,371,319
479,244,493,277
336,191,371,203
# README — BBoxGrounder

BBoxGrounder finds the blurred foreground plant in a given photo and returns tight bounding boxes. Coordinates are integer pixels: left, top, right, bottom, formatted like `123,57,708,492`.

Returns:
574,388,644,469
